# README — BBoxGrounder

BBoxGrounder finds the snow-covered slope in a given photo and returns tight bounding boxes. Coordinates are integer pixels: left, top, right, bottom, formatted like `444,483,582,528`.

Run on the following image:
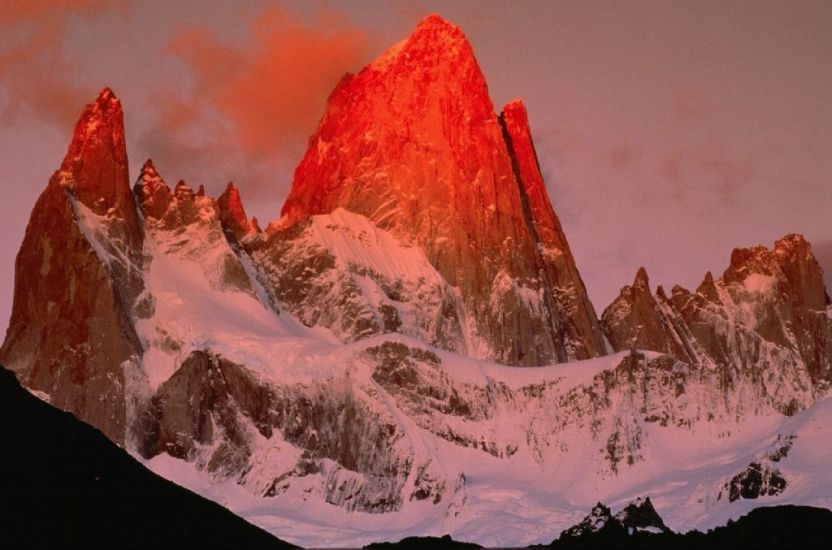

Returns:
138,345,832,548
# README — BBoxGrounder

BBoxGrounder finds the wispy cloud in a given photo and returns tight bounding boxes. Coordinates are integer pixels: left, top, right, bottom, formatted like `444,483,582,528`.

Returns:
0,0,125,129
136,5,370,200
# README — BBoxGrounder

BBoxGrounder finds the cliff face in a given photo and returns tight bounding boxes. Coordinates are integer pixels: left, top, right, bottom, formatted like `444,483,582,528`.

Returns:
277,15,605,365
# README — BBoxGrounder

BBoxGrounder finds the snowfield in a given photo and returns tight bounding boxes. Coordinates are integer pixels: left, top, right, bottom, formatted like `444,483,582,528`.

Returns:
112,192,832,548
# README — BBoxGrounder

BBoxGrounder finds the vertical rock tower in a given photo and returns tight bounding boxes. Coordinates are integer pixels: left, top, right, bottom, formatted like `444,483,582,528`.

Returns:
281,15,605,365
0,89,144,443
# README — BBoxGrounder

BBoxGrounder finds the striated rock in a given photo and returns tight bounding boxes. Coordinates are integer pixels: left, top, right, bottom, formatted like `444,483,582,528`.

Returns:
276,14,604,366
137,349,443,513
247,209,468,350
500,99,605,361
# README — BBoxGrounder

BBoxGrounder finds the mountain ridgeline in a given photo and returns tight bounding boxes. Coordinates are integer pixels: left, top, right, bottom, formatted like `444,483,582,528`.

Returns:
1,14,831,547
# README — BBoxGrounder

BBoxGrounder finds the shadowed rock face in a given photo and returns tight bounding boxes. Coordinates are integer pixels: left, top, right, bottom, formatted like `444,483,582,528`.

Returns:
217,182,257,242
602,235,832,404
136,349,436,513
0,365,293,550
278,15,605,366
0,89,144,444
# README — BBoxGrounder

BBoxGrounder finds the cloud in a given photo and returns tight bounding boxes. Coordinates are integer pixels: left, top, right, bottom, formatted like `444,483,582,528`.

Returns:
658,145,753,207
0,0,123,130
137,5,370,203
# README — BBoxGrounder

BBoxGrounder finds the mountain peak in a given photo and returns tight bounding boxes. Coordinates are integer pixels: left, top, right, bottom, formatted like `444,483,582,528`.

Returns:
634,266,650,289
140,158,158,178
96,86,117,104
53,87,142,246
133,159,172,220
280,14,605,365
411,13,466,44
217,181,254,241
365,13,477,79
63,87,125,176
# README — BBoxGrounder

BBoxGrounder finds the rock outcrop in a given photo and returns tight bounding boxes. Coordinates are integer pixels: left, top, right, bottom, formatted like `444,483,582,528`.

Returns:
602,235,832,411
217,182,258,242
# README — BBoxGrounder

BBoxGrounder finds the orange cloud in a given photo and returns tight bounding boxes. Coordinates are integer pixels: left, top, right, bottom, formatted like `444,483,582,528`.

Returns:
0,0,124,129
164,6,370,157
135,6,371,209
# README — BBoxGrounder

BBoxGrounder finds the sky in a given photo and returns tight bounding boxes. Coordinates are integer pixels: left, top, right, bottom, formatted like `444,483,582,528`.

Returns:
1,0,831,338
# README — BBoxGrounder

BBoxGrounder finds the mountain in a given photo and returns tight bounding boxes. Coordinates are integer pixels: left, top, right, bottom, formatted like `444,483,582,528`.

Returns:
0,365,293,550
277,14,605,366
602,235,832,413
1,13,831,549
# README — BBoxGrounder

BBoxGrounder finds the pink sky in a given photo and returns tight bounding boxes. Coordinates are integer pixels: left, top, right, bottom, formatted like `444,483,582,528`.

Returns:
1,0,831,339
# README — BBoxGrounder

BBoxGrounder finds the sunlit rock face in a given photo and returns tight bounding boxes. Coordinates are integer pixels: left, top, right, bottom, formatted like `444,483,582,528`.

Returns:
277,14,605,366
602,234,832,413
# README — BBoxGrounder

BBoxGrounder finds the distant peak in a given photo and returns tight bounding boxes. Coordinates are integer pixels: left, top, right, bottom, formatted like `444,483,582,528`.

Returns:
634,266,650,288
140,159,158,177
415,13,460,35
97,86,117,102
217,182,253,240
133,159,172,220
775,233,809,255
173,180,194,201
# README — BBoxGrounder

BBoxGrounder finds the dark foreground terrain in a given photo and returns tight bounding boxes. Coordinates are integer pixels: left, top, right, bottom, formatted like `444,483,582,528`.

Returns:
0,365,294,550
549,503,832,550
365,534,482,549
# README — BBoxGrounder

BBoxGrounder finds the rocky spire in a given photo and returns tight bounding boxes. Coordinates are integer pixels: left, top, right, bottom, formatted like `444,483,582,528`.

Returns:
696,271,720,302
277,14,605,365
217,182,255,241
59,87,142,249
133,159,173,220
601,267,695,362
500,98,606,359
634,266,650,290
774,234,830,311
